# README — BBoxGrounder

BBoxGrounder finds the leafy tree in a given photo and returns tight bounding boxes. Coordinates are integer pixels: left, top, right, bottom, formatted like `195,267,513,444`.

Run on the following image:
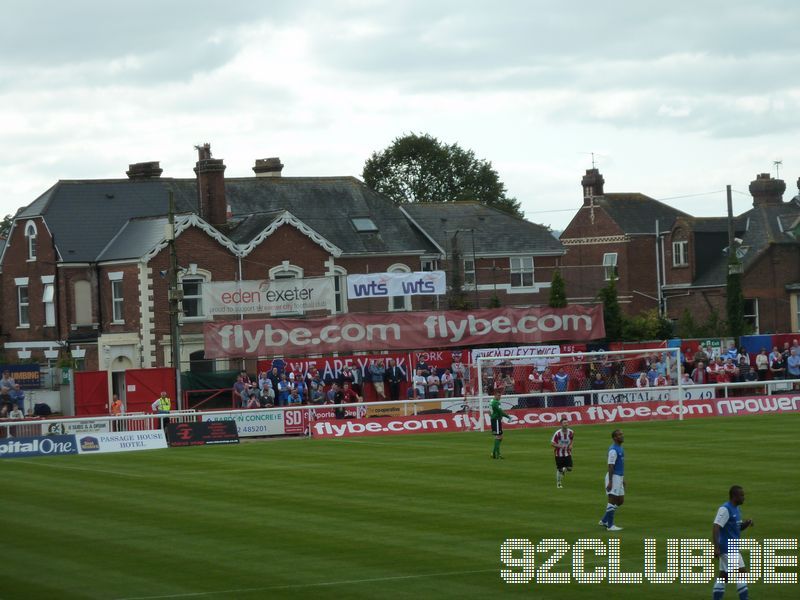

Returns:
624,309,673,341
676,308,699,339
598,278,624,341
446,235,470,310
0,214,11,238
363,133,523,217
487,293,502,308
548,269,567,308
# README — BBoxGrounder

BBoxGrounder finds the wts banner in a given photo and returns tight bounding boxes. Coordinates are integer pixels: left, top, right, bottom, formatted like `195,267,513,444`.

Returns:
202,278,334,316
204,306,605,358
347,271,446,298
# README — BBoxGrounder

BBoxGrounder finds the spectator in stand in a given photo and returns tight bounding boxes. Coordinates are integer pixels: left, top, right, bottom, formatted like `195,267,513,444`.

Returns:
736,354,751,383
591,371,606,390
654,372,669,387
737,347,750,367
9,403,24,419
413,368,428,399
781,341,791,362
680,370,694,385
0,404,7,418
646,364,658,386
501,373,515,395
330,384,346,419
257,370,270,391
386,359,404,401
368,360,387,401
339,366,356,389
259,379,275,406
427,371,441,398
755,348,769,381
441,369,454,398
770,350,786,380
246,390,261,408
636,372,649,388
682,347,695,373
553,367,570,406
724,358,740,381
0,370,15,392
110,394,124,416
326,383,341,404
451,353,467,397
787,348,800,387
9,384,25,411
287,387,303,406
415,358,431,378
694,346,709,368
351,364,363,394
723,343,738,361
232,375,247,408
276,374,291,407
691,361,707,384
706,357,724,384
294,376,306,400
341,382,362,405
267,367,281,394
407,386,421,401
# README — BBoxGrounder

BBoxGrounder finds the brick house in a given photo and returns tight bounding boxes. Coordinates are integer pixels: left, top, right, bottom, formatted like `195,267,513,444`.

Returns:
0,145,564,395
559,169,688,315
663,174,800,333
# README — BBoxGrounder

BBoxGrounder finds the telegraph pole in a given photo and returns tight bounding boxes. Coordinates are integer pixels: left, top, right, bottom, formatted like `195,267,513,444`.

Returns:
167,191,183,409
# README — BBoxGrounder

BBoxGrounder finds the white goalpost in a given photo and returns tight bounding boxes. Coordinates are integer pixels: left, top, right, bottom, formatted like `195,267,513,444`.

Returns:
473,346,685,428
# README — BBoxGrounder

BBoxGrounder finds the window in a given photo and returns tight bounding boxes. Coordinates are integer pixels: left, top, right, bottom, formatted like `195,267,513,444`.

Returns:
744,298,759,334
351,217,378,233
18,285,30,326
603,253,618,281
181,277,204,318
387,264,411,311
331,268,348,314
463,258,476,286
43,283,55,327
672,240,688,267
421,259,438,272
24,221,37,260
74,280,92,325
510,256,534,288
111,280,124,322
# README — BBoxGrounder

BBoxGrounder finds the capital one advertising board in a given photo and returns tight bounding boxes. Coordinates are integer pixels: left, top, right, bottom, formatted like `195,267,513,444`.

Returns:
204,306,605,358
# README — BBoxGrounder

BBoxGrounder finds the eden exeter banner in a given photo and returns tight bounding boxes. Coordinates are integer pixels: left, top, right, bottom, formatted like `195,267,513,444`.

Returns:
202,278,334,315
346,271,446,298
203,306,605,358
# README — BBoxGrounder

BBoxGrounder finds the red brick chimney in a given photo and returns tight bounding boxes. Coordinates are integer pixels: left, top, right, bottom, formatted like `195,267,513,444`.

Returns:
749,173,785,208
126,161,163,179
581,168,604,205
194,143,227,227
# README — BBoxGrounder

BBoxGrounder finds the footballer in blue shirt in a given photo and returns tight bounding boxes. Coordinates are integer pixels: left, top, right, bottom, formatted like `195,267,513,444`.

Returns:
599,429,625,531
712,485,754,600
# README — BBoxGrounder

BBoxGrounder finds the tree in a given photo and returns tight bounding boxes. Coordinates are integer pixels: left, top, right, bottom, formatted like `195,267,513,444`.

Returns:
598,278,624,341
549,269,567,308
362,133,523,218
0,214,11,238
726,263,746,340
446,234,470,310
676,308,699,339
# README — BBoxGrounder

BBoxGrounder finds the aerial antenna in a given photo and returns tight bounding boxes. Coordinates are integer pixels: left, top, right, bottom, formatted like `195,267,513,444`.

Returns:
580,152,606,169
773,159,782,179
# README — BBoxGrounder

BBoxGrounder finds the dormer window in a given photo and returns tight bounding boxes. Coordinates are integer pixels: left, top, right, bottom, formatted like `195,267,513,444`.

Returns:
24,221,37,260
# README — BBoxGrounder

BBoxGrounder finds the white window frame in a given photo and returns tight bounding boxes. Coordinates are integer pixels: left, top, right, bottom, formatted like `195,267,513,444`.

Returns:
180,269,211,321
42,282,55,327
111,280,124,323
24,220,37,261
387,263,411,312
421,258,438,272
510,256,534,288
463,258,476,286
743,298,759,334
17,284,30,327
603,252,618,281
269,262,304,316
672,240,688,267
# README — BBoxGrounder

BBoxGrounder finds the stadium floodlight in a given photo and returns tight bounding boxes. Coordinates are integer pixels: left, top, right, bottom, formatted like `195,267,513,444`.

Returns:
472,346,684,429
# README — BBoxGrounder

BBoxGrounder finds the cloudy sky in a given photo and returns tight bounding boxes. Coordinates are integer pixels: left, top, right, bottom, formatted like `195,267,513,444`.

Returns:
2,0,799,230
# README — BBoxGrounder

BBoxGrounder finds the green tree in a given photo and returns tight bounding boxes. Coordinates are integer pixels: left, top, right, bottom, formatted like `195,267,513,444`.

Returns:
548,269,567,308
598,278,624,341
624,309,673,341
362,133,523,217
0,214,11,238
446,235,470,310
676,308,699,339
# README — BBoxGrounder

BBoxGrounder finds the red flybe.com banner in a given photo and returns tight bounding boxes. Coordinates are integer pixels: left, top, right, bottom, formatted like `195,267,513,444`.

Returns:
310,394,800,438
203,306,604,358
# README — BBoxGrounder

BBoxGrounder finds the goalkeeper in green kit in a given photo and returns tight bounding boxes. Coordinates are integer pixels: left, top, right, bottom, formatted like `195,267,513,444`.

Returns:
490,390,510,459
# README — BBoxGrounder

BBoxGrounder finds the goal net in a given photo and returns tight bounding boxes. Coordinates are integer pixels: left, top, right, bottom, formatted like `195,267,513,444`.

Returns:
471,347,682,410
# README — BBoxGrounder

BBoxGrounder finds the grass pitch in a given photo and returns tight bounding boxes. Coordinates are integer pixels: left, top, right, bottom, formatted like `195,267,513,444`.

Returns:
3,414,799,599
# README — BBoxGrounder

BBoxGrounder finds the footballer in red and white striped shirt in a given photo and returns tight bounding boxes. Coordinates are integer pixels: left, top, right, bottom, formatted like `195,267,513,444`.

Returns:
550,418,574,488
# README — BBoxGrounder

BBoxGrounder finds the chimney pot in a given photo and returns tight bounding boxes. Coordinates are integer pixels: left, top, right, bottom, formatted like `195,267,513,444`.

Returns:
749,172,785,208
253,157,284,177
581,168,604,205
193,144,227,227
126,161,163,179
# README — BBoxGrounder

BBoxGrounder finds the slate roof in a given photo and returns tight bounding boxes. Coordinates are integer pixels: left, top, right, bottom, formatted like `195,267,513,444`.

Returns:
691,201,800,287
595,193,690,234
401,202,564,255
8,175,440,263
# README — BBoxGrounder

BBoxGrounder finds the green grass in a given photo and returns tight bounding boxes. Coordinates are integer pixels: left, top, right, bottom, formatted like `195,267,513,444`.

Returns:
3,414,799,599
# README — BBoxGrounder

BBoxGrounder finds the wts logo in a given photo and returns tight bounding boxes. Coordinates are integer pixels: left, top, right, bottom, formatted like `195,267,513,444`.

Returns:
400,279,435,294
350,281,388,297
